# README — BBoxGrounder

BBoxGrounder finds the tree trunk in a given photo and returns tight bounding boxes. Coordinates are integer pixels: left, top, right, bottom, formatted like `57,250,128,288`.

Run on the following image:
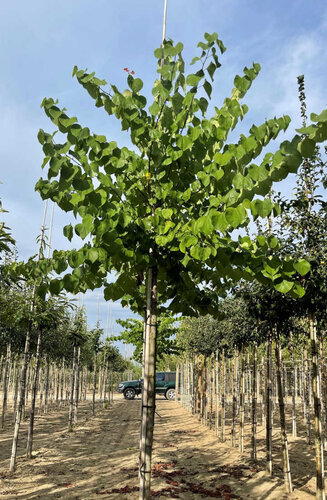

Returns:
215,352,220,437
232,348,238,447
26,328,42,458
251,343,257,461
304,343,312,444
44,356,50,414
139,265,157,500
9,320,33,471
73,346,81,424
266,333,273,475
274,328,292,493
92,352,97,416
240,345,245,453
60,358,65,406
68,347,76,432
1,343,11,429
221,350,226,442
309,312,325,500
290,332,297,438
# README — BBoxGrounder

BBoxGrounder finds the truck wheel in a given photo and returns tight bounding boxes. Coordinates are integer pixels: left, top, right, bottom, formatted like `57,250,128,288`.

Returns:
123,388,136,400
165,388,175,400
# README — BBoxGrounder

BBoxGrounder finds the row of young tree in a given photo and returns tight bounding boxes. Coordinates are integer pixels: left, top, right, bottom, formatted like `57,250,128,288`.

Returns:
2,28,327,499
0,240,137,470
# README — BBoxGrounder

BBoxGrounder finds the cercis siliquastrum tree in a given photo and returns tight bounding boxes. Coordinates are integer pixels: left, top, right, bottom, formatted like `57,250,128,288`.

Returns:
30,33,326,498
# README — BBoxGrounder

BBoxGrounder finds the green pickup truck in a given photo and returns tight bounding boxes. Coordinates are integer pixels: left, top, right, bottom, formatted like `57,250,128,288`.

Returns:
118,371,176,400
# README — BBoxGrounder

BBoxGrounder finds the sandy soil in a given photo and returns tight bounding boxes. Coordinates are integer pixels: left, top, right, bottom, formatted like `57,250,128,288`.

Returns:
0,395,321,499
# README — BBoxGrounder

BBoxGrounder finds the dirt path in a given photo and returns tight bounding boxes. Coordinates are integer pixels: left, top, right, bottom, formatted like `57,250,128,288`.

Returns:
0,396,318,498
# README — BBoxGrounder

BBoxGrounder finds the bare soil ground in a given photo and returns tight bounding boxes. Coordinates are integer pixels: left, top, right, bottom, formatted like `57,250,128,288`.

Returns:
0,395,321,499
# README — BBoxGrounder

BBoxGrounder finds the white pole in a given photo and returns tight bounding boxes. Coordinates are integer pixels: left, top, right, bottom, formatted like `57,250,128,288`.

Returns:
162,0,168,42
47,202,55,259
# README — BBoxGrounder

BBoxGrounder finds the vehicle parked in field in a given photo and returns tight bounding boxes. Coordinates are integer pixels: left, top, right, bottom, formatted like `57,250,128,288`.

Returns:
117,371,176,400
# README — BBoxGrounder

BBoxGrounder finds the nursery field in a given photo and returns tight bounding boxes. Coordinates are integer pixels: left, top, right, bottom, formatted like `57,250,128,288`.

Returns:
1,2,327,499
0,393,321,499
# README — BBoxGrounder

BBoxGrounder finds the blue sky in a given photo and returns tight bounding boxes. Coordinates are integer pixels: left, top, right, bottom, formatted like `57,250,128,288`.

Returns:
1,0,326,344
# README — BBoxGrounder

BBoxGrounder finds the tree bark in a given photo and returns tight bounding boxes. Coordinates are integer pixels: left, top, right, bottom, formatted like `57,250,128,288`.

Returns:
289,332,297,438
139,266,157,500
68,346,76,432
274,327,292,493
240,345,245,453
221,350,226,442
9,321,33,471
73,346,81,424
304,343,312,444
232,348,238,447
1,343,11,429
26,328,42,458
266,332,273,475
251,343,257,461
92,352,97,416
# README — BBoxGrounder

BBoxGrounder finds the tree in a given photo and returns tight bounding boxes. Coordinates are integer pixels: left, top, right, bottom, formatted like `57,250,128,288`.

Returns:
13,33,326,498
116,313,179,363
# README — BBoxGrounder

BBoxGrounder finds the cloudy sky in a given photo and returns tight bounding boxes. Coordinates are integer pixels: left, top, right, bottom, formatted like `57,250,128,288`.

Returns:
1,0,326,343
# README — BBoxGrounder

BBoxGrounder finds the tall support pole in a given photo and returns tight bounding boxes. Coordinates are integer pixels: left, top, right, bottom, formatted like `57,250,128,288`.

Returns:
162,0,168,42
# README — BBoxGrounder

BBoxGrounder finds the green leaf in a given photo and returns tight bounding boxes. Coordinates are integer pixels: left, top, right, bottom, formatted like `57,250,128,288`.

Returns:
206,62,216,81
225,206,247,228
63,224,73,242
257,235,267,247
297,137,315,158
75,214,94,240
211,211,229,232
204,32,218,43
190,245,211,261
181,234,198,248
274,280,294,294
149,101,160,116
203,80,212,98
190,56,200,65
162,208,173,219
132,78,143,93
251,199,273,218
186,72,203,87
49,279,64,295
88,248,99,263
293,259,310,276
269,236,279,249
195,215,213,235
